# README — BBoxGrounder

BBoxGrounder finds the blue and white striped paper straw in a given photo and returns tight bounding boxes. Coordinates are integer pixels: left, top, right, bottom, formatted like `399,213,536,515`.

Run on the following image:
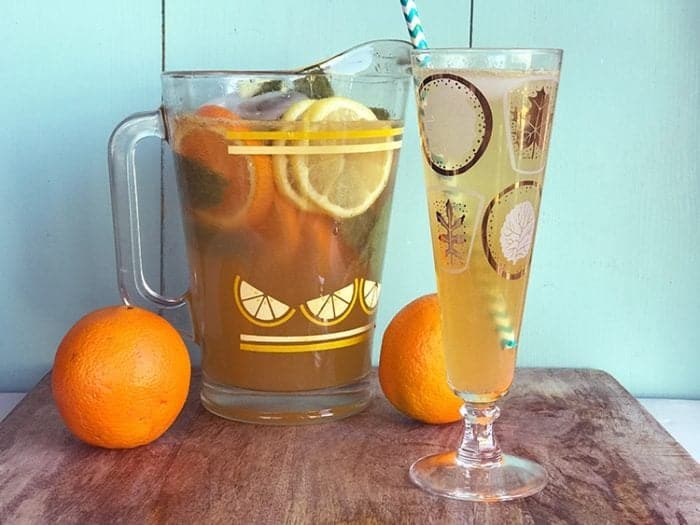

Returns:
400,0,429,49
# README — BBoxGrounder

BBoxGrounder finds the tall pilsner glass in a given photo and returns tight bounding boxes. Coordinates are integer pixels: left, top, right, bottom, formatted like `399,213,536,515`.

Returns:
409,48,562,501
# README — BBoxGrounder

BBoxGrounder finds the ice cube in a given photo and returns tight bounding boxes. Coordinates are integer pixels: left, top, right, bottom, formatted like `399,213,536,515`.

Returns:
234,91,309,120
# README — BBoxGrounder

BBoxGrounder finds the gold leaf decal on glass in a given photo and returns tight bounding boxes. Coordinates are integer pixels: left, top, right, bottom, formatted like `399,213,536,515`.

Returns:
437,200,468,265
506,80,557,175
428,189,485,274
519,88,550,159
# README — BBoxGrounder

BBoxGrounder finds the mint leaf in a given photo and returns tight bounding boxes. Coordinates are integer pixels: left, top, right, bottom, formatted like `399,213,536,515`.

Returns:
250,80,284,96
293,75,334,99
248,75,334,99
175,154,229,209
370,107,390,120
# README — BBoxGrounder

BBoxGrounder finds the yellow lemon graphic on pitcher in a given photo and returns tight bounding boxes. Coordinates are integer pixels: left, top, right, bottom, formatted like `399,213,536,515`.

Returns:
300,279,359,326
359,278,381,314
234,276,296,328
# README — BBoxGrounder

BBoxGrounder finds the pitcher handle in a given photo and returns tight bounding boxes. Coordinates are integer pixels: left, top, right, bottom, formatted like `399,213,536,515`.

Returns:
108,109,187,309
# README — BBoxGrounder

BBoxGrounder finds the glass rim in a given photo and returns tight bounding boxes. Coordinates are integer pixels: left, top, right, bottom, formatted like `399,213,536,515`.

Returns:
410,47,563,56
161,69,411,80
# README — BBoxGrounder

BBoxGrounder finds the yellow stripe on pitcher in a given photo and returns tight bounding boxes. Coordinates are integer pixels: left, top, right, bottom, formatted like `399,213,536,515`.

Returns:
225,127,403,141
239,333,369,353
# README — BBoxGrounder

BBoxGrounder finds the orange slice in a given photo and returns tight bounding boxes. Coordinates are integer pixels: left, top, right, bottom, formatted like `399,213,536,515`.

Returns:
253,186,303,265
300,279,358,326
306,212,358,281
196,104,241,120
174,107,274,230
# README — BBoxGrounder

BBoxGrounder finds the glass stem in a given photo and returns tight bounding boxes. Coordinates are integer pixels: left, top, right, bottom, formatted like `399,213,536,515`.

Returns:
456,403,503,467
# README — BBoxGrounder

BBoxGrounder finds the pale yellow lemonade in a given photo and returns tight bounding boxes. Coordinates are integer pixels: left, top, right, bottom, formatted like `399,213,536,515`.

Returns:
417,69,559,402
168,98,402,394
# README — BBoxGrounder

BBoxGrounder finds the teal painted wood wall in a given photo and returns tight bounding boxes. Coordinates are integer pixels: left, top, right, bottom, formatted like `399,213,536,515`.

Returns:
1,1,698,398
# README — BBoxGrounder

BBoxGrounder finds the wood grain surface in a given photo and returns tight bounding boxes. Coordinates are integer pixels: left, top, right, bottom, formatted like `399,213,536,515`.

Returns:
0,369,698,524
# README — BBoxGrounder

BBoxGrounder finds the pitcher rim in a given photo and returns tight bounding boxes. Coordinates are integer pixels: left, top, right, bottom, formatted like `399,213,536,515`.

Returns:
162,70,411,80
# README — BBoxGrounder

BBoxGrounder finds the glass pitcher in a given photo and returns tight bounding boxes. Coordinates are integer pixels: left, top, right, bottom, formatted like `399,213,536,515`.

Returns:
108,42,411,424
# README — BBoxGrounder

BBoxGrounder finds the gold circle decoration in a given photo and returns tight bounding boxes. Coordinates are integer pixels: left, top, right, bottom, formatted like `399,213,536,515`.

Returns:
417,73,492,176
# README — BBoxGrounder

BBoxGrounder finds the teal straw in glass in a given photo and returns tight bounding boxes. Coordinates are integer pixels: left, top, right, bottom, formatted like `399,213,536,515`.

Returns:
400,0,428,49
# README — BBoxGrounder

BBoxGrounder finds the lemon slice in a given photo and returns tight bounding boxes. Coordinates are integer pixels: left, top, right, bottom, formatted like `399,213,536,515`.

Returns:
233,276,295,327
303,96,378,122
300,280,358,326
293,97,394,219
272,99,319,211
281,98,315,121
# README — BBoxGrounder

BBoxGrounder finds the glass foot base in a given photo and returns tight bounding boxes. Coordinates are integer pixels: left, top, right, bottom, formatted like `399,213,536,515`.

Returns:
409,451,547,502
200,376,371,425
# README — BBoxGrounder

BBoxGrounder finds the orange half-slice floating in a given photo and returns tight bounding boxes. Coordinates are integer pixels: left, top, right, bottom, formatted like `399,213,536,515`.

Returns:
174,106,274,230
233,275,295,327
300,279,358,326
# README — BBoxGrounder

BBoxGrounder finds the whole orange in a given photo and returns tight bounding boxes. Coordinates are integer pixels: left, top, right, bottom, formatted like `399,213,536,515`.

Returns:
379,294,463,424
51,305,191,449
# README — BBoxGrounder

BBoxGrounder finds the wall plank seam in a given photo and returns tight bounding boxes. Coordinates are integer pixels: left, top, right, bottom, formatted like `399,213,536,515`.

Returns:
469,0,474,47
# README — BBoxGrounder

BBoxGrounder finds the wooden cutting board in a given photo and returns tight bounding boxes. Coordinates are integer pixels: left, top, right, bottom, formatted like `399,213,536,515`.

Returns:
1,368,698,524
